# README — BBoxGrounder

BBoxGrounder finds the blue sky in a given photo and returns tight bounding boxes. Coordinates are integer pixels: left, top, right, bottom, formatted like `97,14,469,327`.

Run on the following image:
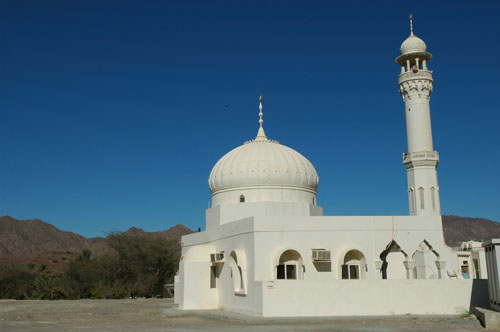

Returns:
1,0,499,238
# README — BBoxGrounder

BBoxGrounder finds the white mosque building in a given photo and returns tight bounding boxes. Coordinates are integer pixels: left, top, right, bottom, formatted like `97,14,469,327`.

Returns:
174,18,488,316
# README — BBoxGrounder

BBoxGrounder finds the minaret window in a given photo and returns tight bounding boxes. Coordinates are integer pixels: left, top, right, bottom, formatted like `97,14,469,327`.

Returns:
418,187,425,210
409,188,415,212
239,195,245,203
431,187,436,210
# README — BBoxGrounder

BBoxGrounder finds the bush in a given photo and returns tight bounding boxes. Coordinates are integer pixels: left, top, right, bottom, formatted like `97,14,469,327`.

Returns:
0,232,181,300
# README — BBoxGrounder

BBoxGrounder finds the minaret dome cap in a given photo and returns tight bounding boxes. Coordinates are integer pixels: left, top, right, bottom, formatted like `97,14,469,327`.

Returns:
400,35,427,55
396,14,432,65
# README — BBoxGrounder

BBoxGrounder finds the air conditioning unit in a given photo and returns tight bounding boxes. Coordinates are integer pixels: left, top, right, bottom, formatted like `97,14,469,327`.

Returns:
210,251,225,263
312,249,331,262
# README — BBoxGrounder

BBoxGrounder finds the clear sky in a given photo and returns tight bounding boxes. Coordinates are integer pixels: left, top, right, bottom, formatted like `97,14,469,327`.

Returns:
1,0,499,238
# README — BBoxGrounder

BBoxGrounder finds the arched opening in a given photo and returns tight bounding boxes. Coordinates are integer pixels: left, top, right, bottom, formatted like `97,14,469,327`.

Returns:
228,251,244,293
430,187,436,210
380,241,408,279
412,240,440,279
409,188,415,212
341,249,366,280
276,250,303,280
418,187,425,210
239,195,245,203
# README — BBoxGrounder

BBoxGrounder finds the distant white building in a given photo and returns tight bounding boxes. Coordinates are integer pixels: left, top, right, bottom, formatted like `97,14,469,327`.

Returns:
455,241,488,280
174,17,488,316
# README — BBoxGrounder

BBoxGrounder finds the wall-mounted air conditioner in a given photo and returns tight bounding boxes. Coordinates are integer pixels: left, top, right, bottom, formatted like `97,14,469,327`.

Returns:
312,249,331,262
210,251,225,263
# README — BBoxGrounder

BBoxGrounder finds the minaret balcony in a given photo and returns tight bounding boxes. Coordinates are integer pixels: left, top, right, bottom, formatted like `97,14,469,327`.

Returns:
403,151,439,169
398,70,433,82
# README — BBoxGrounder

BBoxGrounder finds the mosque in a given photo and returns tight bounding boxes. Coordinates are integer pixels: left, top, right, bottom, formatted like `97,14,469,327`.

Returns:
174,17,488,316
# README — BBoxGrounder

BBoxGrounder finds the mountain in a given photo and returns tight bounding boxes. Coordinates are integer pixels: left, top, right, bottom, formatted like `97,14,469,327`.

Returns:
442,215,500,247
0,216,194,271
0,216,107,258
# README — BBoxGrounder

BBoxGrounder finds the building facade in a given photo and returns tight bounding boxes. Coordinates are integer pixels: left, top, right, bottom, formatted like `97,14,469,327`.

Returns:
174,18,488,316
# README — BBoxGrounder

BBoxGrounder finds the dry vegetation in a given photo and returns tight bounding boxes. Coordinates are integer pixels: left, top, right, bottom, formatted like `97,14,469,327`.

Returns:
0,232,181,299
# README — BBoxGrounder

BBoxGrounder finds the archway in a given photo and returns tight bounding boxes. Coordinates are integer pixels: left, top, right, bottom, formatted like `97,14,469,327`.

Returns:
412,240,440,279
276,249,303,280
228,251,245,293
380,241,408,279
341,249,366,279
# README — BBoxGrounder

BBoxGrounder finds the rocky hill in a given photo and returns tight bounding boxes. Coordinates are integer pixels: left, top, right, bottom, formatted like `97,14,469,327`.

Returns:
442,215,500,247
0,216,193,271
0,216,107,258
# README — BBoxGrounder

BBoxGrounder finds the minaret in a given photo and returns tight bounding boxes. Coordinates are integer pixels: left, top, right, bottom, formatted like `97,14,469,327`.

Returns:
396,15,440,216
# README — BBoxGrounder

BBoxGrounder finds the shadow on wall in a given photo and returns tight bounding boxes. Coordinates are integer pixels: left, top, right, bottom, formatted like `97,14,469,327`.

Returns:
470,279,490,311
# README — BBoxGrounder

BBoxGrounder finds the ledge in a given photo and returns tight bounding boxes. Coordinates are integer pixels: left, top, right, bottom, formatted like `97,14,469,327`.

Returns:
472,306,500,330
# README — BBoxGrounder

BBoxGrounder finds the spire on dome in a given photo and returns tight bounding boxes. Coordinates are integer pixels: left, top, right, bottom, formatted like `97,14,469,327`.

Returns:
409,13,414,36
255,93,268,141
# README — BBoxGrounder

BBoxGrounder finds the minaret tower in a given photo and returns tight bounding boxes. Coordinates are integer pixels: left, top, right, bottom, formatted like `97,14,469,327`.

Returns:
396,15,440,216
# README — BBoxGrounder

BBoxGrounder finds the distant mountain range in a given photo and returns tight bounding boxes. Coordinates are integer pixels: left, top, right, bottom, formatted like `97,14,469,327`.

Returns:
0,216,193,272
0,215,499,270
441,215,500,247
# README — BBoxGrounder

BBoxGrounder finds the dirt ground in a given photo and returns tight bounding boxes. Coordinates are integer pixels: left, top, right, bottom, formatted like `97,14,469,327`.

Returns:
0,298,486,332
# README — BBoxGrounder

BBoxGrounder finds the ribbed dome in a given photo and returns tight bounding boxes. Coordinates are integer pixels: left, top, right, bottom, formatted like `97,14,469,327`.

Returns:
400,34,427,55
208,138,319,195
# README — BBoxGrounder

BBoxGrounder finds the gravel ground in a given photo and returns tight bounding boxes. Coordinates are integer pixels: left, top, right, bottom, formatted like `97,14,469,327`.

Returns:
0,298,485,331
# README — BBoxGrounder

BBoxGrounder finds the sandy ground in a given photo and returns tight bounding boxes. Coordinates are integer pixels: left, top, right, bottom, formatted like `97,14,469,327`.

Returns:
0,298,485,332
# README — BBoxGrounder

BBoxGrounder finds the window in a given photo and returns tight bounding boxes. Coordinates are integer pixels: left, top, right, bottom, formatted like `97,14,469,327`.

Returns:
431,187,436,210
239,195,245,203
342,249,365,280
277,262,297,279
461,261,470,279
342,264,360,279
276,250,302,280
418,187,425,210
409,188,415,212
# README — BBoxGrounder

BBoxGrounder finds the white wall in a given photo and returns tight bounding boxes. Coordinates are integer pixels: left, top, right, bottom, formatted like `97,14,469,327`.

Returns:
179,214,462,315
258,279,488,317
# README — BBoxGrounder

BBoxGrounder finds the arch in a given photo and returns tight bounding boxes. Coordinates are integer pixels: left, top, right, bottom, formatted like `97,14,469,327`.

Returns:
239,195,245,203
341,249,366,280
275,249,303,280
380,240,408,279
418,187,425,210
412,240,440,279
228,250,246,294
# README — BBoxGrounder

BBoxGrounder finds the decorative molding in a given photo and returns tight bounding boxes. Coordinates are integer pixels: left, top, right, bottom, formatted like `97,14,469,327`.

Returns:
399,78,433,101
403,151,439,169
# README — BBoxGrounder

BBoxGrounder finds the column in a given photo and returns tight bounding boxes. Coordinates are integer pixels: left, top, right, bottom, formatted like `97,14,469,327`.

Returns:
403,260,415,279
435,260,447,279
374,261,383,279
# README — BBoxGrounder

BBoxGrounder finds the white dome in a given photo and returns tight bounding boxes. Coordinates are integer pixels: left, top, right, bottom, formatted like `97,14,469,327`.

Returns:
208,137,319,195
400,34,427,55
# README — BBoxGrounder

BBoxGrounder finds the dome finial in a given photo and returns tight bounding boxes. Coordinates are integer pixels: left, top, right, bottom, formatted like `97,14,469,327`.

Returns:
409,13,414,36
256,93,267,140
